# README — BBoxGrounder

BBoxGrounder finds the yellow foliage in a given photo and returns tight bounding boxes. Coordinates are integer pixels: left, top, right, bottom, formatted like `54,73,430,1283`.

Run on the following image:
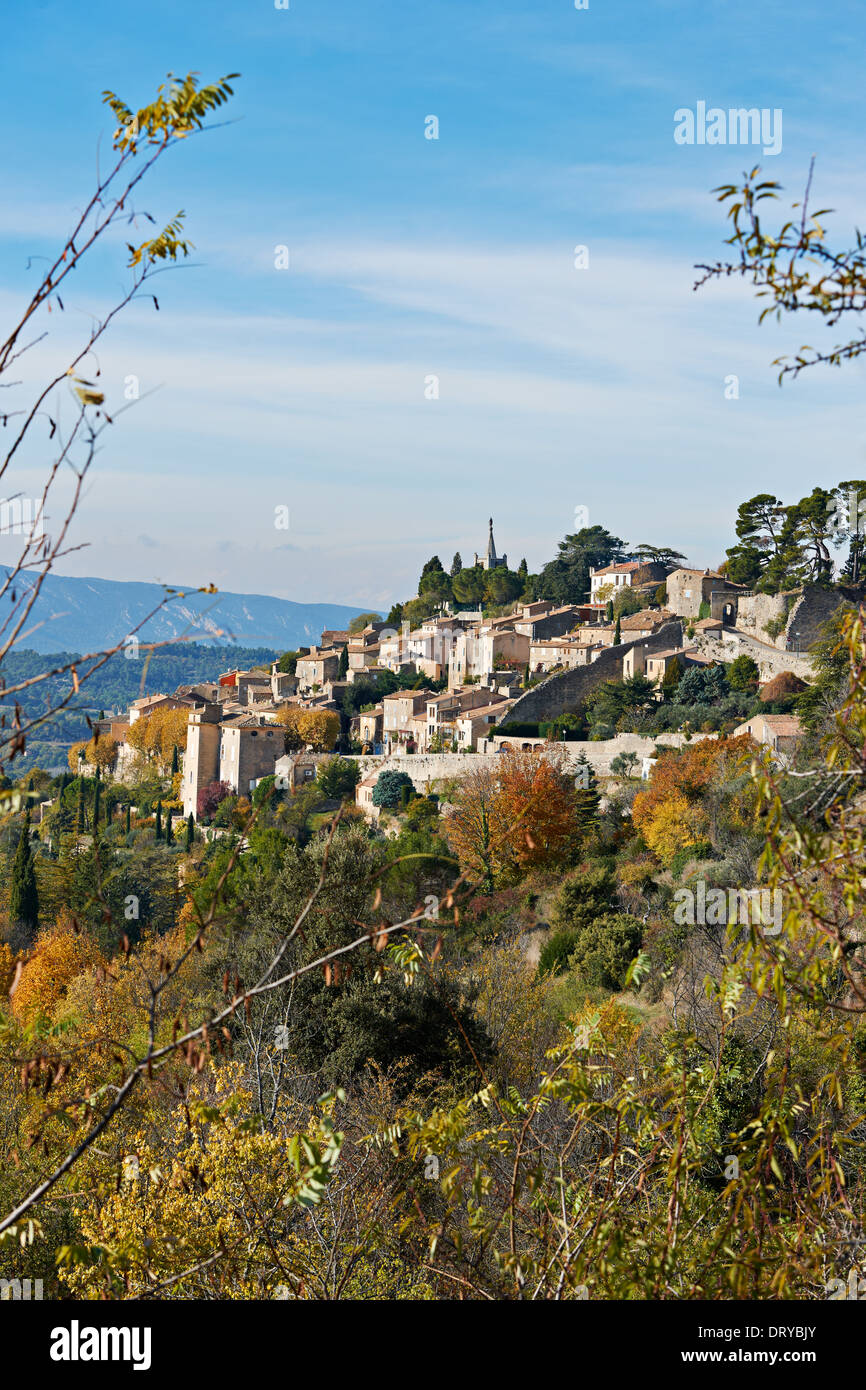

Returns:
10,914,105,1027
126,705,189,771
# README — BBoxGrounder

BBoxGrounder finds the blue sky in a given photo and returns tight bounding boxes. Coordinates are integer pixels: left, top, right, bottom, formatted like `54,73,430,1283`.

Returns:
1,0,864,610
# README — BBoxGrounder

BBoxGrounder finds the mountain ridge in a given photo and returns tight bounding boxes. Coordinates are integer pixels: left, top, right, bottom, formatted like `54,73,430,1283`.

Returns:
2,570,378,655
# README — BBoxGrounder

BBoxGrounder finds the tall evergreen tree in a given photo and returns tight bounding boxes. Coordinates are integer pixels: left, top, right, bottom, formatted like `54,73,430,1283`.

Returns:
93,767,101,830
76,778,86,833
614,615,622,644
125,804,131,836
338,645,349,678
185,812,195,851
165,807,173,844
171,744,179,775
10,809,39,939
155,800,162,841
450,552,463,577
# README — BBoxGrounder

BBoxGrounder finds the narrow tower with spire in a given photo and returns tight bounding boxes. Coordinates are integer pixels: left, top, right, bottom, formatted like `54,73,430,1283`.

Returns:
474,518,507,571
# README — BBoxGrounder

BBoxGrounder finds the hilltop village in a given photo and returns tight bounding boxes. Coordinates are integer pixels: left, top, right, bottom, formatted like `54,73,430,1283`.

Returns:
61,517,838,829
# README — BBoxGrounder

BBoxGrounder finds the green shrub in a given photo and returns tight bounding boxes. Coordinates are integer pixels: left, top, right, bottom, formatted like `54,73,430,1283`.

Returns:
568,912,643,991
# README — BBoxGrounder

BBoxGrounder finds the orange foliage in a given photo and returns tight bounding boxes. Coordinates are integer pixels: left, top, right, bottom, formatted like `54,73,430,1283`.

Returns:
632,735,754,866
10,913,105,1027
446,747,581,885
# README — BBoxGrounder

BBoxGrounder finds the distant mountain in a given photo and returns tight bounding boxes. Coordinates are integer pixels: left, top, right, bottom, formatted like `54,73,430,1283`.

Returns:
2,570,379,655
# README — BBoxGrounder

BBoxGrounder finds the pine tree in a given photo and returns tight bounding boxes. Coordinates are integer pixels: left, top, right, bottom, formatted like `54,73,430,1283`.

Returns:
10,809,39,939
450,552,463,577
155,800,162,841
186,813,195,850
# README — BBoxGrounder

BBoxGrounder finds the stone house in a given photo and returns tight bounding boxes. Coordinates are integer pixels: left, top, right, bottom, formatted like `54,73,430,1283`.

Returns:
455,699,514,749
447,626,530,686
665,568,743,623
358,706,384,750
382,690,433,752
644,647,705,686
425,687,497,749
529,637,601,673
619,608,673,639
589,560,668,603
732,713,804,754
128,693,188,725
182,703,285,818
296,648,341,693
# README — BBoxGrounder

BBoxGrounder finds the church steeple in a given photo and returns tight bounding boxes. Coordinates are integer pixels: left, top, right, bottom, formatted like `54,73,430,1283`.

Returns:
486,517,497,568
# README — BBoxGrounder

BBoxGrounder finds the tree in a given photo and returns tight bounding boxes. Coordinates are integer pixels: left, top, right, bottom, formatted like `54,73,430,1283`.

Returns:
76,778,86,832
125,804,131,836
10,809,39,941
165,807,173,844
296,709,341,751
614,615,622,644
155,800,163,841
418,556,452,606
537,525,627,605
171,744,180,774
483,567,522,607
674,664,728,704
338,645,349,679
185,813,195,850
633,545,688,569
276,649,302,675
92,769,101,830
451,565,486,607
372,769,415,809
697,164,866,380
450,552,463,577
725,494,787,588
348,612,381,634
316,756,361,801
197,780,232,821
728,654,760,692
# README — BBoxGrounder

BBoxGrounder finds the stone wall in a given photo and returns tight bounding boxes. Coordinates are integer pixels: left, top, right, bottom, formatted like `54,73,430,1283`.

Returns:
350,728,716,789
734,590,794,648
734,583,855,654
497,620,683,726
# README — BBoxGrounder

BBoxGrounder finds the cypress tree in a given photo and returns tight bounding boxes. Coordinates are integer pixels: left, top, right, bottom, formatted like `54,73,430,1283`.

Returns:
76,778,86,832
10,809,39,938
185,813,195,851
125,804,131,835
93,767,101,830
605,599,614,623
614,615,622,645
165,807,173,844
338,645,349,679
171,744,179,775
155,800,162,841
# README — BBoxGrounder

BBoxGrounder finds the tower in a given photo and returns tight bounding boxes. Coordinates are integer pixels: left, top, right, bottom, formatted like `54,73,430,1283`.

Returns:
474,518,507,571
